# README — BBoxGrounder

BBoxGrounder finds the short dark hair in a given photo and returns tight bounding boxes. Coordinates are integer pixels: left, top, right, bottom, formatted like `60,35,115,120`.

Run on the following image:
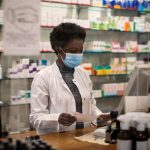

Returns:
50,23,86,54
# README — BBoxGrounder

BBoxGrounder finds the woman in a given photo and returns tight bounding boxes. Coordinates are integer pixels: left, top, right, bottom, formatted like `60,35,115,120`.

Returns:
30,23,110,135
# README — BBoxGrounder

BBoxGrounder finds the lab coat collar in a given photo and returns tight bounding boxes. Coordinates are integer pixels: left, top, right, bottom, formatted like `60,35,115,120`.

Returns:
51,62,81,96
52,62,79,80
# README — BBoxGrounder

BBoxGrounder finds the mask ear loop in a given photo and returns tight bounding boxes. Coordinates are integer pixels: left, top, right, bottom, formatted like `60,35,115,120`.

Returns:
59,47,66,55
56,47,66,65
77,69,90,91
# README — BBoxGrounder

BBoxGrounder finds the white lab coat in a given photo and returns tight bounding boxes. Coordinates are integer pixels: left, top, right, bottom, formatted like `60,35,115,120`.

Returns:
29,62,102,135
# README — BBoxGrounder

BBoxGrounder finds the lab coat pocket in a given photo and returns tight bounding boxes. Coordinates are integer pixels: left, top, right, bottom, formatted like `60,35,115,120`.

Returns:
82,97,92,115
49,94,59,113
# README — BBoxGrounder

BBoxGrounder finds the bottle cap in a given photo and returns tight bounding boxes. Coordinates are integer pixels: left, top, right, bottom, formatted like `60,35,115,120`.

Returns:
117,115,131,130
133,117,147,131
110,110,118,119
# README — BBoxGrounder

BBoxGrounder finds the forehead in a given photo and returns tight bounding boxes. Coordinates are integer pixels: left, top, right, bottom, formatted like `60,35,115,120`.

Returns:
64,39,84,48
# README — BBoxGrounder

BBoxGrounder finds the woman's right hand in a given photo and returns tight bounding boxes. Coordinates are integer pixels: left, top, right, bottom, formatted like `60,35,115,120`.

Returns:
58,113,77,126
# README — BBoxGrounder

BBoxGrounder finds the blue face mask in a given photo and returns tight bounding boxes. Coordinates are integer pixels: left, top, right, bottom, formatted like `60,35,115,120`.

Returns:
63,53,83,68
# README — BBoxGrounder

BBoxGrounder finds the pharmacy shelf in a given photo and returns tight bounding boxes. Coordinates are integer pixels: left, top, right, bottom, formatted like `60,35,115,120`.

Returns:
87,29,150,34
40,50,150,54
0,73,129,80
83,50,150,54
40,50,111,53
42,0,91,6
10,103,30,106
40,51,55,53
41,0,149,14
0,101,9,107
91,74,128,76
95,95,123,99
83,50,111,53
0,77,34,80
0,50,148,54
2,50,149,54
0,102,29,107
102,95,123,98
41,25,55,29
0,95,123,106
40,25,150,34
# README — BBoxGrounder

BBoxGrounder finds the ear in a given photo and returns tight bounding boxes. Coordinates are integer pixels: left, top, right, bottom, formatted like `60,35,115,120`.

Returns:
55,46,58,52
58,47,66,59
54,46,61,55
57,47,63,54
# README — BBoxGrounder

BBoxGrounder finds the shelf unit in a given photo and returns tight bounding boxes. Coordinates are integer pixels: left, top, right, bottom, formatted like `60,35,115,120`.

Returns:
40,50,150,54
1,49,150,55
0,73,129,80
0,4,148,103
41,0,150,14
0,0,149,133
41,25,150,33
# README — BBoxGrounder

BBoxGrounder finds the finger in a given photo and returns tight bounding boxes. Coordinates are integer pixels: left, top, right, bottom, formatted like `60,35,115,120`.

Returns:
61,113,76,121
60,114,76,121
61,117,76,124
59,117,71,124
60,120,74,126
60,113,71,119
59,117,70,123
99,114,110,120
69,116,77,122
61,113,72,118
59,114,77,124
102,118,109,122
69,119,76,124
98,117,109,121
59,116,75,123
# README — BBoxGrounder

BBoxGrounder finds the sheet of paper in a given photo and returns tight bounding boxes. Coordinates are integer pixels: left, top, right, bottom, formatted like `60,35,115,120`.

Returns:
75,130,109,146
74,112,98,122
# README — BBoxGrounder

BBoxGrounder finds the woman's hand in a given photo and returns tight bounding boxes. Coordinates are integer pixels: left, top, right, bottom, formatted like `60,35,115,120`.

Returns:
58,113,77,126
97,113,111,122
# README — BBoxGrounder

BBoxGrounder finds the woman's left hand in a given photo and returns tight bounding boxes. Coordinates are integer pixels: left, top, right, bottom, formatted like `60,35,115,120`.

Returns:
97,113,111,122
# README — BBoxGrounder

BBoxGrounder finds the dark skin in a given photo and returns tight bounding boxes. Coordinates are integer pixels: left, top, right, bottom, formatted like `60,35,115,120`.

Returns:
57,38,84,64
57,39,110,126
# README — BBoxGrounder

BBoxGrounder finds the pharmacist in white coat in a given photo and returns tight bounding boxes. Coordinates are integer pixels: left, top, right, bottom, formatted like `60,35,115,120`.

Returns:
30,23,110,135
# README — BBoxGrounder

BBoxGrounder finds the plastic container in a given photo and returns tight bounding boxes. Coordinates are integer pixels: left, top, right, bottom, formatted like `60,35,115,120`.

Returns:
133,117,148,150
117,115,132,150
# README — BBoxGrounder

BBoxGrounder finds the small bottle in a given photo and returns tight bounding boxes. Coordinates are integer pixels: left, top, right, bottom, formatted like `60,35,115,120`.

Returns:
0,64,2,79
22,143,30,150
8,144,15,150
16,140,21,150
148,86,150,112
117,115,132,150
138,0,144,11
3,142,9,150
133,118,148,150
132,0,138,9
0,145,4,150
148,121,150,150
